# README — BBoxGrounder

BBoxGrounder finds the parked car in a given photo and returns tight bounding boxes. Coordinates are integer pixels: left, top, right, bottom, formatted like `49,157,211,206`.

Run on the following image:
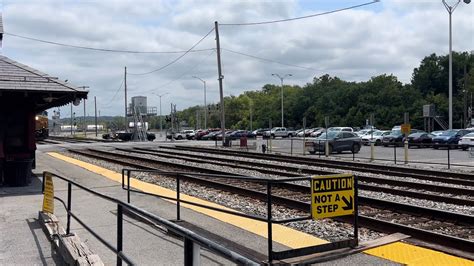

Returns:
432,129,472,149
407,132,434,148
382,129,422,147
297,128,321,137
458,132,474,150
264,127,296,138
201,131,221,140
229,130,255,140
306,131,361,154
361,130,390,145
430,130,444,137
355,129,376,137
327,127,353,132
215,130,234,141
252,128,270,136
174,130,194,140
310,128,326,137
195,129,209,140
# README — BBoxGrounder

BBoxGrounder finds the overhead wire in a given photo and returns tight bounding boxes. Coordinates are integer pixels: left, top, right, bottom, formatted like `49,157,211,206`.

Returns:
140,49,216,94
222,48,323,71
4,32,214,54
220,0,379,26
102,79,124,108
127,27,215,76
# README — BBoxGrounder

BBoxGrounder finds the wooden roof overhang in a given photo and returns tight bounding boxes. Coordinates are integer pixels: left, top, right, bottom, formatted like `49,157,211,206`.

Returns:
0,55,88,112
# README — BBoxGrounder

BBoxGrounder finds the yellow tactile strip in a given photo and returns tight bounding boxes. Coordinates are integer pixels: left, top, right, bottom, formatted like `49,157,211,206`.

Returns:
365,242,473,266
47,152,474,265
47,152,327,248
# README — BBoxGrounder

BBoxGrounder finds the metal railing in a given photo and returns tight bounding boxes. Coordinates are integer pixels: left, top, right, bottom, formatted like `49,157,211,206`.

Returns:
121,169,359,263
42,171,258,266
234,138,474,170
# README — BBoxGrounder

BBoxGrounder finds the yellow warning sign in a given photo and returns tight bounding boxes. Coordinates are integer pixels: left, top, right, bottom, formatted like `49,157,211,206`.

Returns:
311,174,354,219
42,173,54,214
401,124,411,135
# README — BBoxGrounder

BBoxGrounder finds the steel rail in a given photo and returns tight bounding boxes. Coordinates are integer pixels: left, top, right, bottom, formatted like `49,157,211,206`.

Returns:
166,146,474,186
68,148,474,256
121,147,474,204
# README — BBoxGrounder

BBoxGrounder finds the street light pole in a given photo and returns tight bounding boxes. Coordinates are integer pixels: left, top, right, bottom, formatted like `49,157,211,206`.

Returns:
192,76,207,129
158,93,169,134
272,73,292,127
442,0,470,129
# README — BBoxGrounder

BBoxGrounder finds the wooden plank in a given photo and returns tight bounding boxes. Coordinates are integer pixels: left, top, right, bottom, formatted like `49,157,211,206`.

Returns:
38,211,104,265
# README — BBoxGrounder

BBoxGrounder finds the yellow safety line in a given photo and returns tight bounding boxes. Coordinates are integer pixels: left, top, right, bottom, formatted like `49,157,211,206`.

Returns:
47,152,327,248
47,152,474,265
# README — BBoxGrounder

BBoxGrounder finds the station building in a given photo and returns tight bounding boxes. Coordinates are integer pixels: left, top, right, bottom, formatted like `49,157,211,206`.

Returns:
0,19,88,186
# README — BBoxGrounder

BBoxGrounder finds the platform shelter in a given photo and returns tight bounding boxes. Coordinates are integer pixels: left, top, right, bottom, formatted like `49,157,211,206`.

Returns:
0,55,88,186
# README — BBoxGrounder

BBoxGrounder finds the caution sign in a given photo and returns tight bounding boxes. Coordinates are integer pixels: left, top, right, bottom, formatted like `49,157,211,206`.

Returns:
42,173,54,214
311,174,354,219
401,124,411,135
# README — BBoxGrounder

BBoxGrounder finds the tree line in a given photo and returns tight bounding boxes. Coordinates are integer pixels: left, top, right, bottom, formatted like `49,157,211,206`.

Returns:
173,51,474,131
69,51,472,132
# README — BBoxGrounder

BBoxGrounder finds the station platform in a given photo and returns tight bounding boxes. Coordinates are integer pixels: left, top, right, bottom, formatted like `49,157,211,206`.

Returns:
1,147,472,265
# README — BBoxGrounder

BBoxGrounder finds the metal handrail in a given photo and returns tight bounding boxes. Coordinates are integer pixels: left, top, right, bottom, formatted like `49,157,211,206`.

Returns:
121,169,358,263
43,171,258,266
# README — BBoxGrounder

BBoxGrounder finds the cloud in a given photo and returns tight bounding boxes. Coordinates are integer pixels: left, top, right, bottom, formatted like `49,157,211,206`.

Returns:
0,0,472,117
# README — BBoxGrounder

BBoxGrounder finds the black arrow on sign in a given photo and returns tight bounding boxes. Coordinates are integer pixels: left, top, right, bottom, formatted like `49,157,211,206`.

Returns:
342,196,353,210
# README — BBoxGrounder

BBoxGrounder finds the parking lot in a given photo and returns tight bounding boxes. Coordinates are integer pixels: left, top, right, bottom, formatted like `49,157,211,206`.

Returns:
193,137,474,170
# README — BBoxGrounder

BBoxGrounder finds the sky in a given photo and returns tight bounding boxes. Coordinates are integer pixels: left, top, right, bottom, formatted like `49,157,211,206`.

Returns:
1,0,473,118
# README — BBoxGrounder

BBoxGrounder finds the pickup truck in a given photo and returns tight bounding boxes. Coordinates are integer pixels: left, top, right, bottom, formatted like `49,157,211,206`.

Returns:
264,127,296,138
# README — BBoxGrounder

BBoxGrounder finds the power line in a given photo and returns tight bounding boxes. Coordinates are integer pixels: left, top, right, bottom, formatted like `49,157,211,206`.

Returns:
103,79,124,107
220,0,379,26
4,32,214,54
128,27,215,76
222,48,322,71
140,50,216,94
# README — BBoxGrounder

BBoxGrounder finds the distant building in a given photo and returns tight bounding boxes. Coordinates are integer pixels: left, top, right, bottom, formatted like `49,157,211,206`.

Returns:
127,96,157,116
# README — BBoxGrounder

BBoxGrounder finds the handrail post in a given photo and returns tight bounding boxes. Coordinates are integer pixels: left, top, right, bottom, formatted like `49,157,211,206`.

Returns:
177,173,181,221
67,182,72,235
267,182,273,263
42,172,46,193
117,204,123,266
448,144,451,169
393,144,397,164
318,140,321,158
121,169,125,189
184,238,200,265
127,170,131,204
353,176,359,247
290,138,293,156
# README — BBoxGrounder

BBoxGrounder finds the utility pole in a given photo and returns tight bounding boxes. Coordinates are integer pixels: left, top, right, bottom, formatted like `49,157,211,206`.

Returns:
215,21,226,146
83,98,86,137
442,0,471,129
70,102,73,135
77,85,90,136
124,66,128,131
272,73,292,127
94,96,98,137
464,65,467,128
158,92,169,134
192,76,207,129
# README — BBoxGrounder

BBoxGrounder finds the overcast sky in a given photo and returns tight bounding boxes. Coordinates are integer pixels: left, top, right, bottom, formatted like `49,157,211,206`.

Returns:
1,0,473,117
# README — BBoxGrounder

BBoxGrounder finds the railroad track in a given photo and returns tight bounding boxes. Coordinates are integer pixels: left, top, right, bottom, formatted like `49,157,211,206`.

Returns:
167,145,474,186
119,147,473,206
38,136,117,144
68,148,474,257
